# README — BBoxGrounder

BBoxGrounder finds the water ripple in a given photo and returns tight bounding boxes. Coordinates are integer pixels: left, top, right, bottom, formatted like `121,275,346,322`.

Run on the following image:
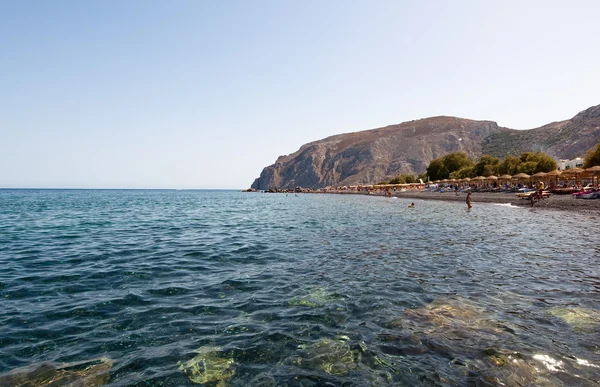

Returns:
0,190,599,386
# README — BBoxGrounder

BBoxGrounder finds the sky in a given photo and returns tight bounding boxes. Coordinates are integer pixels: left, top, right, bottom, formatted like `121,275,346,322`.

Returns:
1,1,599,189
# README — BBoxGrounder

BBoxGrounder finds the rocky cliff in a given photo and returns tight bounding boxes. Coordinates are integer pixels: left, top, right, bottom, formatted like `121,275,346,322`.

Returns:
251,105,600,190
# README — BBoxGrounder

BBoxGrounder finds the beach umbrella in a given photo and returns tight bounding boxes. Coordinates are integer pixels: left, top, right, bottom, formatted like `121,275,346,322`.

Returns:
512,173,530,180
561,168,585,185
471,176,486,187
585,165,600,174
561,168,584,176
498,174,512,187
544,170,562,188
531,172,547,186
585,165,600,186
531,172,547,179
486,175,498,180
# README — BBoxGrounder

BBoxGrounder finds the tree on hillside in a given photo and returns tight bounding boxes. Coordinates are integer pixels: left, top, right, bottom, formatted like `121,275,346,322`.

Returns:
404,175,417,184
425,151,556,180
498,155,521,175
449,165,474,179
388,174,417,184
442,152,473,173
473,155,500,177
426,158,448,181
583,139,600,168
519,161,538,175
427,152,473,181
519,152,557,173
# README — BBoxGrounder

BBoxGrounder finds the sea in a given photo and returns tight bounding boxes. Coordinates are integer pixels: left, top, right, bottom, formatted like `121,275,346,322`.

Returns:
0,189,599,386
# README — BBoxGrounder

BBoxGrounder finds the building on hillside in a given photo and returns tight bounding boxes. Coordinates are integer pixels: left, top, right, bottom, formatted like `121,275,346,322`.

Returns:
557,157,584,170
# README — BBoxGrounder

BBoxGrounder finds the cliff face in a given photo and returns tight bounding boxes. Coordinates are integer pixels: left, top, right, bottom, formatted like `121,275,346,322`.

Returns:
251,105,600,190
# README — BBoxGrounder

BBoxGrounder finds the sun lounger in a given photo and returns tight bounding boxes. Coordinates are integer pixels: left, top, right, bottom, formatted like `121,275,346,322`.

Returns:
516,191,551,199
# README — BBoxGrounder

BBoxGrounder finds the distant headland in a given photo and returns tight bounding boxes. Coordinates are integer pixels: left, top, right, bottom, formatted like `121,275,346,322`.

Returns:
251,104,600,190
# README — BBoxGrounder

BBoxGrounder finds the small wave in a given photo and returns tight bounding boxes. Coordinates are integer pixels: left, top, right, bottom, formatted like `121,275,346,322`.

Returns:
490,202,519,208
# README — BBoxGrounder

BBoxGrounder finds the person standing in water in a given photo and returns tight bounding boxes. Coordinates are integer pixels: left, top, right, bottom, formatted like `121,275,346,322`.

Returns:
466,192,472,209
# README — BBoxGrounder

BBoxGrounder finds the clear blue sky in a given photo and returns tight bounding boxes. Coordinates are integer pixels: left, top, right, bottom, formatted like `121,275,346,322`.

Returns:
1,1,599,188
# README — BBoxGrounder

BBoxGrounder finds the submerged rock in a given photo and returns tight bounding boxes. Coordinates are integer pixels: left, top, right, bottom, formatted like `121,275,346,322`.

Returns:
295,336,361,376
288,287,341,308
398,297,511,345
479,347,543,386
0,357,112,387
547,307,600,332
178,346,236,386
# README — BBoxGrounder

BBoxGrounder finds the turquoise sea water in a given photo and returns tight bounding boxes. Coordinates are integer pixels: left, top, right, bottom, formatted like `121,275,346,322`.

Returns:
1,189,599,386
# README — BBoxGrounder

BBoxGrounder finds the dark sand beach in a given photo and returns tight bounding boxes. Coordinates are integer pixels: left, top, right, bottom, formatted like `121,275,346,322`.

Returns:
388,190,600,213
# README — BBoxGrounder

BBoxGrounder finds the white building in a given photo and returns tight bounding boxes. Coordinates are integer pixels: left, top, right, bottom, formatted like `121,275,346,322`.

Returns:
557,157,584,170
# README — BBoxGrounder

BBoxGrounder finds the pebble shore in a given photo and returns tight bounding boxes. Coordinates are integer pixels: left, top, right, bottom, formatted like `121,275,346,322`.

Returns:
386,190,600,213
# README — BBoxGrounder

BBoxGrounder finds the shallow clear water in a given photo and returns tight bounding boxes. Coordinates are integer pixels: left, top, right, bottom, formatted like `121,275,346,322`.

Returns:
0,189,599,386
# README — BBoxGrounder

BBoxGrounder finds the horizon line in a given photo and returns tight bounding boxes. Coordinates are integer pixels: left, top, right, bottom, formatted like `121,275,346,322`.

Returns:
0,187,245,191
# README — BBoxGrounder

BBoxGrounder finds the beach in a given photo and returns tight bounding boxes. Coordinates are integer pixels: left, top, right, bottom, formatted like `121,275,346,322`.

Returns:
316,188,600,213
387,189,600,213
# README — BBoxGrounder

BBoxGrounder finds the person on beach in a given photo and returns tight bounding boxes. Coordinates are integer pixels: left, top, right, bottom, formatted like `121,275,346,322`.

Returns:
466,192,472,209
538,181,544,200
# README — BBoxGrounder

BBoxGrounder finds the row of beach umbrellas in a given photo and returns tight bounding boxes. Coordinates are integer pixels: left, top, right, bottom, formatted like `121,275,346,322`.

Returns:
433,166,600,184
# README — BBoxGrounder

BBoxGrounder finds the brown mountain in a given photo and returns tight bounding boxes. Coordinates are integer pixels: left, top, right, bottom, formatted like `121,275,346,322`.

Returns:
251,104,600,190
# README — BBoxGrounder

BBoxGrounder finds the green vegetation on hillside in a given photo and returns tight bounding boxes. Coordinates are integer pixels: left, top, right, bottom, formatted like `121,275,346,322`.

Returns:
425,151,557,180
583,139,600,168
378,174,417,185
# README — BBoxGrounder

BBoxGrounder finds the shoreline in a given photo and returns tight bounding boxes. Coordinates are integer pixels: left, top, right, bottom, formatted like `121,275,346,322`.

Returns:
318,189,600,214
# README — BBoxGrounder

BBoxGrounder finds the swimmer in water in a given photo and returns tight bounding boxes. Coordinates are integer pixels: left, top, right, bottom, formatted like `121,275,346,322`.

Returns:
466,192,472,209
408,202,415,208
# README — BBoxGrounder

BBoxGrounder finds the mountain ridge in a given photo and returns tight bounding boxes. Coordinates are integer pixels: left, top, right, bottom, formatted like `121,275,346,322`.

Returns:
251,104,600,190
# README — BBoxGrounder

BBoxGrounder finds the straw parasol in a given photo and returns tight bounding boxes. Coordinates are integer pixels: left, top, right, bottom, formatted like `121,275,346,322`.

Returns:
544,169,562,187
499,174,512,180
531,172,547,179
561,167,584,176
512,173,530,180
470,176,485,187
585,165,600,186
585,165,600,174
487,175,498,180
561,168,585,184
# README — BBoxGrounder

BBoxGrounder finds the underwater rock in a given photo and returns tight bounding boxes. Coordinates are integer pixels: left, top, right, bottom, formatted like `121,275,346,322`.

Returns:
398,297,512,349
547,307,600,332
481,347,540,385
288,287,341,308
0,357,112,387
248,372,278,387
295,336,361,376
288,299,318,308
178,346,236,386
